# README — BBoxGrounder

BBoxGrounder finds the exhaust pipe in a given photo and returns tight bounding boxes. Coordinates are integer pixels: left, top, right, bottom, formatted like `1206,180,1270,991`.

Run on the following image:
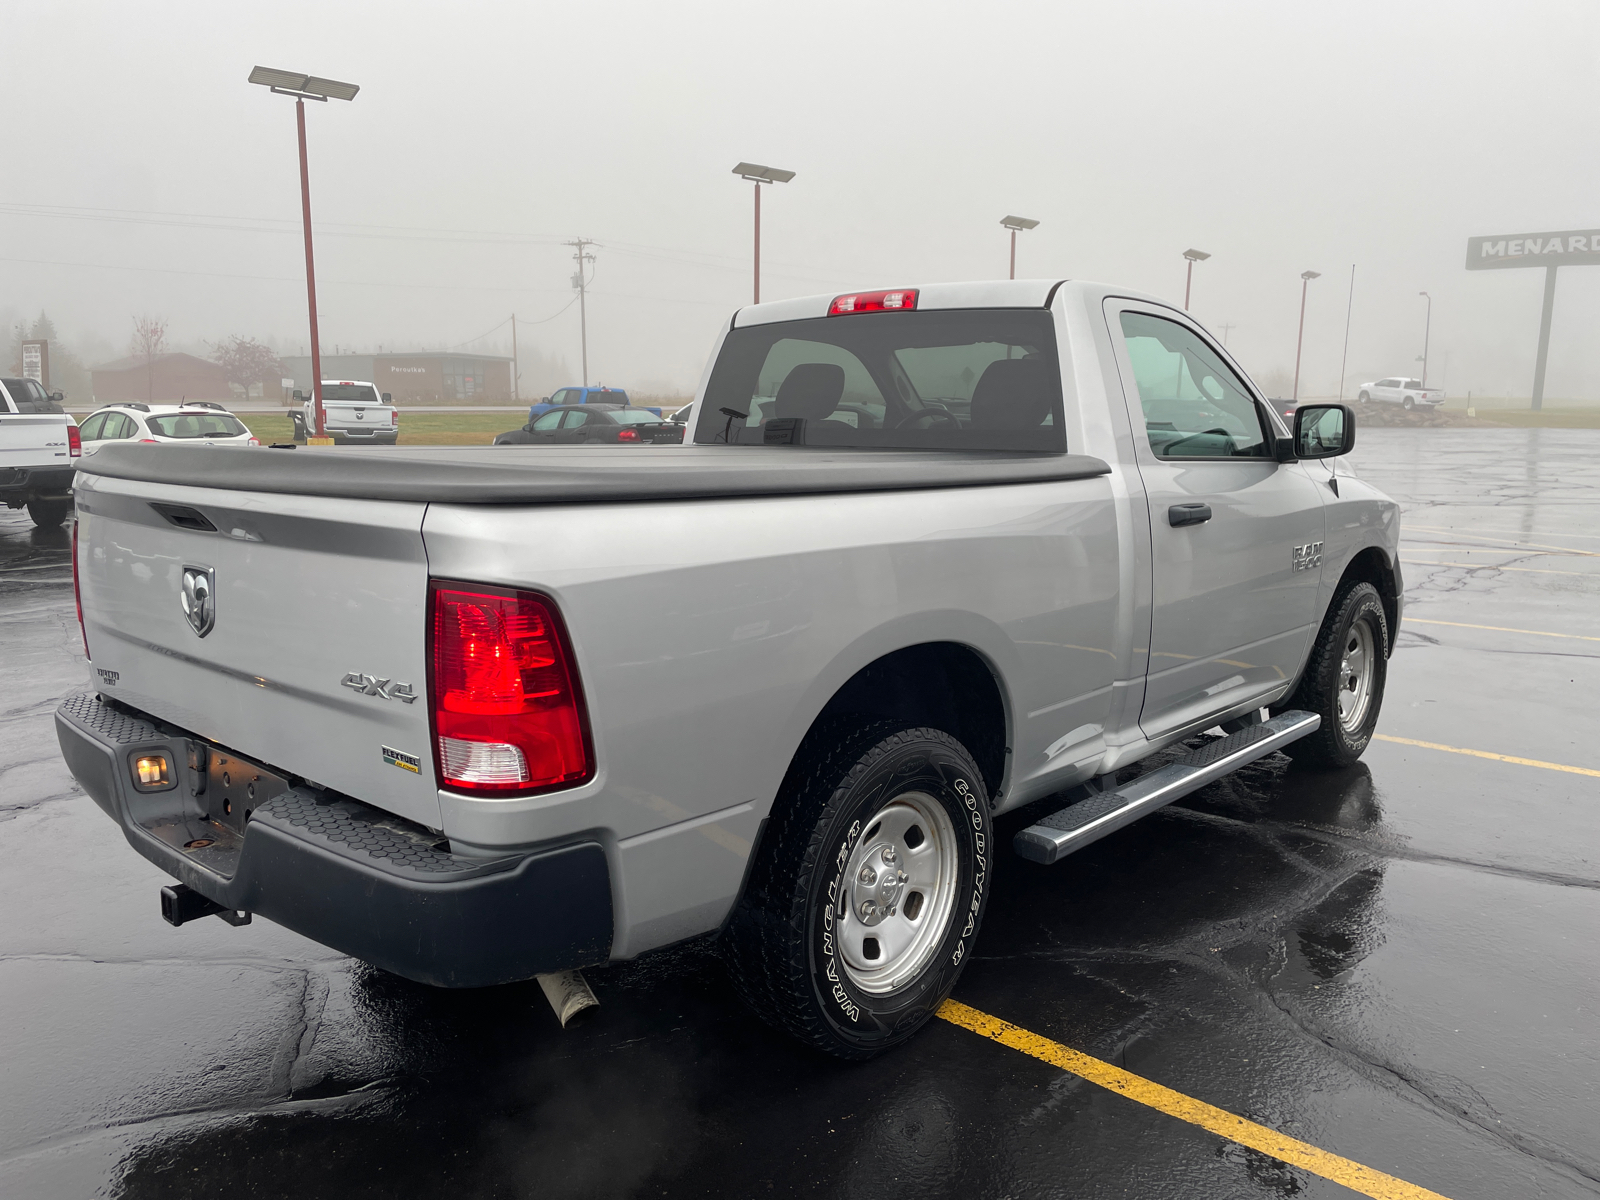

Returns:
536,970,598,1027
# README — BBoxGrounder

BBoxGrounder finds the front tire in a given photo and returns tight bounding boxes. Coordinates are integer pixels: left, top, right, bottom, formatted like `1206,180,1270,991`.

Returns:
1281,581,1389,768
1358,391,1370,404
27,498,71,528
724,723,993,1059
1402,396,1415,410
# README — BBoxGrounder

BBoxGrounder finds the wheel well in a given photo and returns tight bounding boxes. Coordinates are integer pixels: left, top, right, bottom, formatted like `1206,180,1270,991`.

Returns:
1339,546,1399,654
804,642,1007,801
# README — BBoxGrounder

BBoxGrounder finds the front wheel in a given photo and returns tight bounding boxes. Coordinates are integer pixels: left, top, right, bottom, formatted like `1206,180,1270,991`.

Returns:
723,723,993,1059
27,498,71,528
1358,391,1370,404
1280,581,1389,768
1402,396,1415,410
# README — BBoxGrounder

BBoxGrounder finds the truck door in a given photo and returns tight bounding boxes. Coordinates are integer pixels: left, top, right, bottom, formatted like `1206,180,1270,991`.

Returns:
1105,300,1327,740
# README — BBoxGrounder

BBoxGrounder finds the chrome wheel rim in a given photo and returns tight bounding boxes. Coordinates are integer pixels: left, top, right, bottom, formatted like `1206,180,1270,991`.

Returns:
1338,619,1376,733
836,791,959,995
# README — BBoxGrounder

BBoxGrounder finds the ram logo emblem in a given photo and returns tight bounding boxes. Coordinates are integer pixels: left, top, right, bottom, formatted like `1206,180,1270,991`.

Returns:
1292,542,1324,572
180,566,217,637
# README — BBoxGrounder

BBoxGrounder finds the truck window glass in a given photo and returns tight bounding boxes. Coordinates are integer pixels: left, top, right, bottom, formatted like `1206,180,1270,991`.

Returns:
322,385,381,404
695,309,1065,452
1117,312,1268,459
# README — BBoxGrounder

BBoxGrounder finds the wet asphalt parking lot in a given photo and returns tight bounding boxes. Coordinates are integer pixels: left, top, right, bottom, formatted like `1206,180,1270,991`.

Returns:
2,427,1596,1199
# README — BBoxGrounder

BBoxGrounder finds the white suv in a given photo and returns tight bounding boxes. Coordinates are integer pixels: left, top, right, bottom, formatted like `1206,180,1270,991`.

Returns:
77,403,259,454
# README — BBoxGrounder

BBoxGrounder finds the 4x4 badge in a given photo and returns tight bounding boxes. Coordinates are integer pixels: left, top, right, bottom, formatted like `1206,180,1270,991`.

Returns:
341,673,418,703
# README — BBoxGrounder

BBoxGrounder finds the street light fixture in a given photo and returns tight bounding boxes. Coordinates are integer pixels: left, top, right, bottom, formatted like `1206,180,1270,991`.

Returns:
733,162,795,304
1182,249,1210,310
1001,216,1039,280
248,65,359,440
1418,291,1432,387
1292,270,1321,402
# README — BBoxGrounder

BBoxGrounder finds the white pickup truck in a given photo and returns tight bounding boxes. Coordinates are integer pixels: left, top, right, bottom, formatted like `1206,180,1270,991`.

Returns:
1357,376,1443,410
0,376,79,527
289,380,399,445
56,280,1401,1058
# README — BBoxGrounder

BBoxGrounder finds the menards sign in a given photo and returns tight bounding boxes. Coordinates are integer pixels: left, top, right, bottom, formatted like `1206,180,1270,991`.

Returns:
1465,225,1600,408
1466,229,1600,269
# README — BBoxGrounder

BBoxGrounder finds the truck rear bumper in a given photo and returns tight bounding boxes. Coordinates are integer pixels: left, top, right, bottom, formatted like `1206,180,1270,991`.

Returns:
54,692,613,987
328,429,398,445
0,464,75,503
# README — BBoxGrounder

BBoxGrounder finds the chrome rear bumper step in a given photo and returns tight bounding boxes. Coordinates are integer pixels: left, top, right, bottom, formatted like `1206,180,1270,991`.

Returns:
1013,710,1320,866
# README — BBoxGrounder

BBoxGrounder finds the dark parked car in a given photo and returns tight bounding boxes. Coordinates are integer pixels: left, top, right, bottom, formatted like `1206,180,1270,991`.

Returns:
493,405,686,446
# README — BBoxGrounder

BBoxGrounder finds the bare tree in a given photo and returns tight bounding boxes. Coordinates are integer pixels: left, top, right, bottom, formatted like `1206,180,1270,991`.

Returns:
131,315,167,403
209,335,283,401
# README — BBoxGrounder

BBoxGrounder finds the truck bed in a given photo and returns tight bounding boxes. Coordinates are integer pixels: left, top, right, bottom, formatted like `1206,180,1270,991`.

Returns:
77,443,1111,504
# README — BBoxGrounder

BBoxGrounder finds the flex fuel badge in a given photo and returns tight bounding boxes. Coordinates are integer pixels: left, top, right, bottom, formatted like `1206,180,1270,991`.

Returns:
382,746,422,774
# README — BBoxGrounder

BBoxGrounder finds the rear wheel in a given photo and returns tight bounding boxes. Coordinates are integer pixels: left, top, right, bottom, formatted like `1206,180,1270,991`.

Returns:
723,722,992,1059
27,498,71,528
1281,581,1389,768
1358,391,1370,404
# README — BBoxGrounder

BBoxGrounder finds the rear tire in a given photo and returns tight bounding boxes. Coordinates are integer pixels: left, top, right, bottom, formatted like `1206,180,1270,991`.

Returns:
723,722,993,1059
1281,581,1388,768
27,498,71,528
1358,391,1370,404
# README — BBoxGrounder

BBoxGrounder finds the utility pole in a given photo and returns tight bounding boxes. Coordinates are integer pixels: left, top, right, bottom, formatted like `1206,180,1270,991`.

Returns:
1338,265,1355,403
511,313,519,403
1218,323,1236,346
1292,270,1321,402
1418,291,1432,387
1001,216,1040,279
565,238,598,386
733,164,796,304
1182,249,1211,310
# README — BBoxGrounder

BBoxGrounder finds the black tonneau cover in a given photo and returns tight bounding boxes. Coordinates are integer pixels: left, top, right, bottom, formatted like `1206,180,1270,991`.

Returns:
77,444,1110,505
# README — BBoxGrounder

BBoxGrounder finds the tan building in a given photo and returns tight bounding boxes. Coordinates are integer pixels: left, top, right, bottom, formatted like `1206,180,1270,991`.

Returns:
90,353,232,404
281,353,514,403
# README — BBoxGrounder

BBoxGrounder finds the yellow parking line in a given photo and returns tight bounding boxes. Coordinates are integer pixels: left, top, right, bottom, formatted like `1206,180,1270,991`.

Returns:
1405,618,1600,643
1401,558,1593,577
1402,528,1600,557
937,1000,1451,1200
1373,735,1600,778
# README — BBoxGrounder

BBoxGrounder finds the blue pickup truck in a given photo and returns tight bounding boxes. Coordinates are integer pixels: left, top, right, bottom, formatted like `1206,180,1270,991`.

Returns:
529,386,660,419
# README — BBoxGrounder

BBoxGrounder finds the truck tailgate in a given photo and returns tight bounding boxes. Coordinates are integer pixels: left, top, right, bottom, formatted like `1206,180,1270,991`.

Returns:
73,470,442,828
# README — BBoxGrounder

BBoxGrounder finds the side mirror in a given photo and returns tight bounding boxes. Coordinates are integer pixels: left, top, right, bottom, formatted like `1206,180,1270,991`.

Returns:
1292,403,1356,459
50,391,64,403
381,392,392,403
292,390,305,402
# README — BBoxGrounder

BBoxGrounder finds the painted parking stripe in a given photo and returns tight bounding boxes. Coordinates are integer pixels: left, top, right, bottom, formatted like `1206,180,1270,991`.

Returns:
1401,527,1600,557
1404,618,1600,643
1373,735,1600,778
937,1000,1451,1200
1401,558,1594,577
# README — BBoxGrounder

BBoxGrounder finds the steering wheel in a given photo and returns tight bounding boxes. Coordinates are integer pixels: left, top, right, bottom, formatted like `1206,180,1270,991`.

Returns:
895,410,962,431
1161,428,1233,455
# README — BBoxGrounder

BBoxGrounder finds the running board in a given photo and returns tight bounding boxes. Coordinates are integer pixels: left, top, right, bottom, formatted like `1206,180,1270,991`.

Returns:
1013,710,1320,866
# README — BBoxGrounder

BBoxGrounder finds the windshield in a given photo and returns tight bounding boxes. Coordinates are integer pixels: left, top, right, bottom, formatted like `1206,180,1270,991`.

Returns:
322,384,382,404
612,410,662,424
693,309,1065,451
147,413,248,439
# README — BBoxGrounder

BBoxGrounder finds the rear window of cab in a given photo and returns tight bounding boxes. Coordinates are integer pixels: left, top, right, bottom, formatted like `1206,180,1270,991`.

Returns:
694,309,1065,452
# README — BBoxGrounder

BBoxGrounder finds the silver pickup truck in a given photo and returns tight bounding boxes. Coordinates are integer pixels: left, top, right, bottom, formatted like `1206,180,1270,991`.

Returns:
55,280,1400,1058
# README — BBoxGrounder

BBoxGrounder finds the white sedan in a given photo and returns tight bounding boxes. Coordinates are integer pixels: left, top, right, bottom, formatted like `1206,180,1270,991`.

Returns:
76,403,260,453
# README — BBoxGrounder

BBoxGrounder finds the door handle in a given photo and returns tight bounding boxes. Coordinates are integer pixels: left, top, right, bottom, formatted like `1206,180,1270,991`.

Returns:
1168,503,1212,527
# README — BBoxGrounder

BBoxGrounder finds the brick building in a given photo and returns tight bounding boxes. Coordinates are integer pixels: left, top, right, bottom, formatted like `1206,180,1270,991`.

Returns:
90,353,232,404
281,352,514,403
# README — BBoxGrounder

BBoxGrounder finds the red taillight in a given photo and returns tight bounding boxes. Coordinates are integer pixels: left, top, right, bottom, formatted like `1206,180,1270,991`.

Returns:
72,519,90,659
828,289,918,316
616,428,639,441
138,438,159,444
247,437,261,446
391,410,399,427
67,424,82,457
427,583,593,795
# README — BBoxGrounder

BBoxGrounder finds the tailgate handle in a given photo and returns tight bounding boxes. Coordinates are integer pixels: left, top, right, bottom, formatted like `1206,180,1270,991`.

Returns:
1168,503,1212,527
150,503,217,532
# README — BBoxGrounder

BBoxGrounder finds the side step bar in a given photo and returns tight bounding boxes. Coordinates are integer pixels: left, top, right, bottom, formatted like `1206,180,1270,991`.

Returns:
1014,710,1320,866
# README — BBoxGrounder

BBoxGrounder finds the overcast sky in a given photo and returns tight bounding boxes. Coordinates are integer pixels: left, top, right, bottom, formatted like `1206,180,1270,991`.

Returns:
6,0,1600,400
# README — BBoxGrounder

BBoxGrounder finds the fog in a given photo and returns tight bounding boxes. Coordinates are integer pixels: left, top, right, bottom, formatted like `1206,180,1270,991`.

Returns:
6,0,1600,402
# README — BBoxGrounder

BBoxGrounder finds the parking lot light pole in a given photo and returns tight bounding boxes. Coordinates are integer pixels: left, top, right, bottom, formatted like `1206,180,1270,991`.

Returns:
1292,270,1321,402
1001,216,1039,280
1182,249,1210,310
733,163,795,304
1418,291,1432,387
248,67,359,440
